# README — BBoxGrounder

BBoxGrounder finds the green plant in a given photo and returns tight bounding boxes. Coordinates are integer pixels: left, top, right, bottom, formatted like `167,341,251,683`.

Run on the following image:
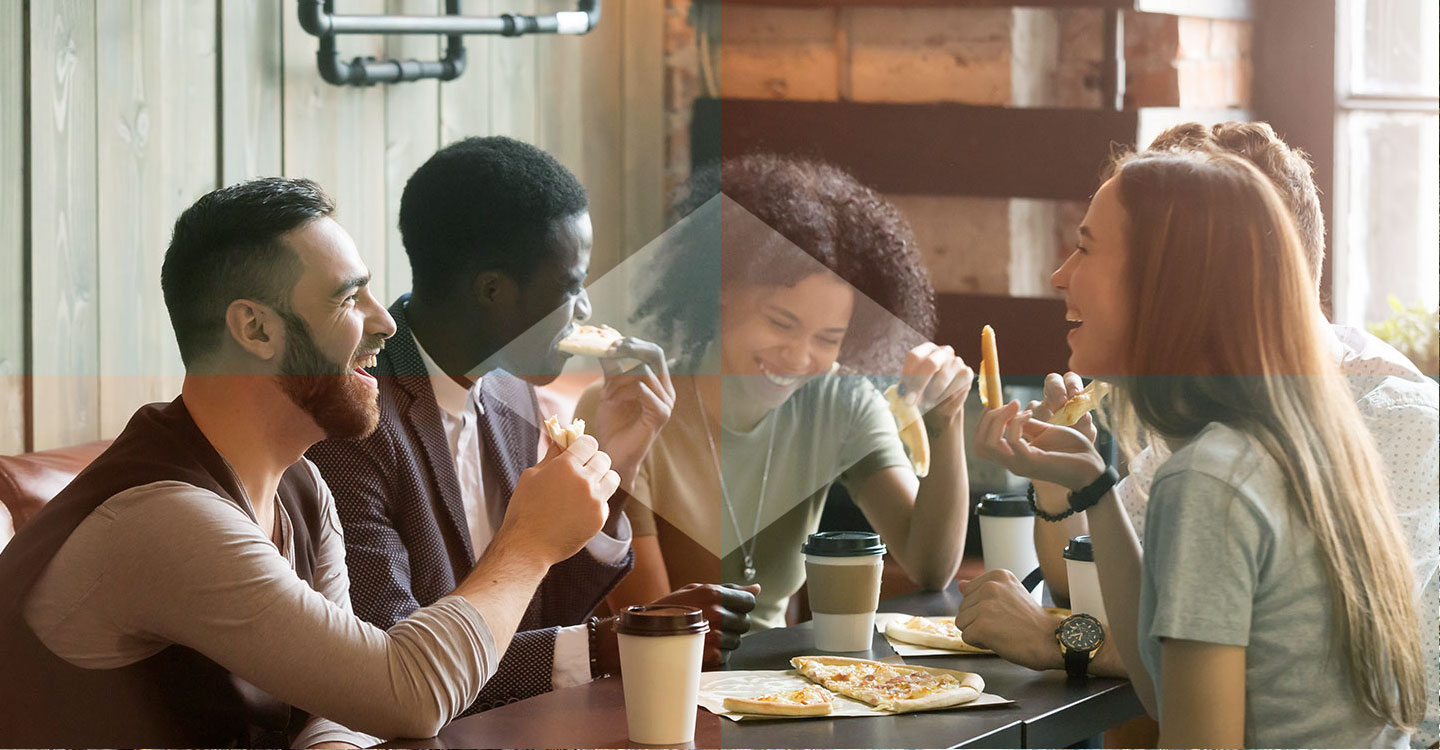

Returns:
1368,295,1439,376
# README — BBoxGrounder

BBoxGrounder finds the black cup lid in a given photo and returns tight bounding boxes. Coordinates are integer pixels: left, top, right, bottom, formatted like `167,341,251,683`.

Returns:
1063,534,1094,562
801,530,886,557
976,493,1033,518
617,605,709,637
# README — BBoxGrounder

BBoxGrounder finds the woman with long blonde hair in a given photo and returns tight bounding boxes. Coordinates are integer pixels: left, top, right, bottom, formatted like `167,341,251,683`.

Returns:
975,148,1424,748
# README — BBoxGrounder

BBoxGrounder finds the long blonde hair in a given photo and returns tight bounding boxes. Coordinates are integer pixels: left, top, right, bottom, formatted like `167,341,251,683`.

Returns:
1107,150,1423,731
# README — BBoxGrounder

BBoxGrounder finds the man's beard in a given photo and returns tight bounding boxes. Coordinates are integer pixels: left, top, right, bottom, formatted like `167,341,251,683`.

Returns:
275,312,380,440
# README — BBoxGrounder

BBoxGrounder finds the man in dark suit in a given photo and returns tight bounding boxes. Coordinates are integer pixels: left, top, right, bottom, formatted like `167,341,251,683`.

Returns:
308,137,754,714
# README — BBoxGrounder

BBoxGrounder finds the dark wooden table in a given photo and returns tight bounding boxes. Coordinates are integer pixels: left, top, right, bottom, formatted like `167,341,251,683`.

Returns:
384,676,720,749
722,588,1143,749
384,587,1141,749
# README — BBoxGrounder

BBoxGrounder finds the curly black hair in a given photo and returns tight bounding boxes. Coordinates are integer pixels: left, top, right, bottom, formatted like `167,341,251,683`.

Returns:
399,136,588,296
633,154,936,373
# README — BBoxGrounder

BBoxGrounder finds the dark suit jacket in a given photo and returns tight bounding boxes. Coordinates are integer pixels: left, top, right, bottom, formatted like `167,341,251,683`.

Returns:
307,295,632,714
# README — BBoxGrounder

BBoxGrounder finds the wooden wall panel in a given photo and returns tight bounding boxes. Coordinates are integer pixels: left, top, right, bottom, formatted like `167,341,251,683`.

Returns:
383,0,441,300
281,0,390,301
220,0,284,182
0,0,25,453
30,0,99,450
583,2,625,278
438,0,493,145
9,2,666,449
488,0,540,143
538,14,587,200
621,1,668,258
96,0,216,436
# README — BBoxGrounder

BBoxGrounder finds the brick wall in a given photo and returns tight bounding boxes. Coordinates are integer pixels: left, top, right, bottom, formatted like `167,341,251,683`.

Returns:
665,4,1252,296
1125,12,1253,108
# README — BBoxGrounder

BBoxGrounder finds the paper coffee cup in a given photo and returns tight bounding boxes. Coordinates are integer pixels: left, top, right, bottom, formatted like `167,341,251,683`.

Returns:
1063,535,1108,627
802,531,886,652
617,605,709,745
976,493,1041,602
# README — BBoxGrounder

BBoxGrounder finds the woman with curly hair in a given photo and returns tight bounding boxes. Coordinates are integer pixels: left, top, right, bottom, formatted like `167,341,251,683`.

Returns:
582,155,974,631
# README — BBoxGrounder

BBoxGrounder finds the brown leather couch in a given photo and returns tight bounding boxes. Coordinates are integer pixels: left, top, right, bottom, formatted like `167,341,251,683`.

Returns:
0,441,110,550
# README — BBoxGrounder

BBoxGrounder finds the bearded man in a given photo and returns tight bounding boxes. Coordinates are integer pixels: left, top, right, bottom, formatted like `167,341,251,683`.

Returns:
0,178,619,747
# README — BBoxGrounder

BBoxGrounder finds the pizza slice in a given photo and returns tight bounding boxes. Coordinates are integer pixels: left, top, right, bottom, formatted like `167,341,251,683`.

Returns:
543,415,587,450
1048,381,1110,427
790,656,984,713
884,385,930,478
884,616,991,653
557,324,623,357
722,686,835,717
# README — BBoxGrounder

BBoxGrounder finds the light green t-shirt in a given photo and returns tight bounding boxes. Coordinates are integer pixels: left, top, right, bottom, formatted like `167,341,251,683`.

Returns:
716,374,909,631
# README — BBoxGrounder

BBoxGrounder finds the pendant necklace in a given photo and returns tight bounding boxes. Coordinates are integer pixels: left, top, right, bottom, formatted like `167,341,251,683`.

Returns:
696,379,776,583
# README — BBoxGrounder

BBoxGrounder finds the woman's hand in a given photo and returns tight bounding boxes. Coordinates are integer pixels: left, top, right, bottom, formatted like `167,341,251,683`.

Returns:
589,337,676,486
973,401,1106,510
898,342,974,433
1028,371,1098,443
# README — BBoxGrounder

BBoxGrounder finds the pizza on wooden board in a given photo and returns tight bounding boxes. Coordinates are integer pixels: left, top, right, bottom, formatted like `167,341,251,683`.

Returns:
789,656,983,713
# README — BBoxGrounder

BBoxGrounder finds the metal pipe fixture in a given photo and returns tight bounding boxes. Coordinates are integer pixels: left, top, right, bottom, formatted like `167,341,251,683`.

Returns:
298,0,602,86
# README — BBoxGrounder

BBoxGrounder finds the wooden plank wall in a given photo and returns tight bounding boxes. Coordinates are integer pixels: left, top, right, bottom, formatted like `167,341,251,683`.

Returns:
0,1,26,454
7,0,668,451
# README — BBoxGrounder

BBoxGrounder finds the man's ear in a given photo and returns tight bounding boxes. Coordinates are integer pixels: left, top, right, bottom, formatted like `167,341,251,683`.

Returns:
473,270,519,311
225,299,282,361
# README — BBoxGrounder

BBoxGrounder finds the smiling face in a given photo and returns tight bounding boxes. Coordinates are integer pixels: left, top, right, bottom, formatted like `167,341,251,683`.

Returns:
1051,177,1134,377
719,273,855,411
276,217,396,438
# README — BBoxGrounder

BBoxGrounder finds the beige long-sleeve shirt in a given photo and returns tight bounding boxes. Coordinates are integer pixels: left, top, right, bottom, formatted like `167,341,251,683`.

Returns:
23,460,497,746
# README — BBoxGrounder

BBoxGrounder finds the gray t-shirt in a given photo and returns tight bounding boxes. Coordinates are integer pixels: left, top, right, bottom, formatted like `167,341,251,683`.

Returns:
1139,422,1410,749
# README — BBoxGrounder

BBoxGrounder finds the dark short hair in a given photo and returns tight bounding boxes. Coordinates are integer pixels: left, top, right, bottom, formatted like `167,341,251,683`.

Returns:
398,136,589,295
161,177,334,367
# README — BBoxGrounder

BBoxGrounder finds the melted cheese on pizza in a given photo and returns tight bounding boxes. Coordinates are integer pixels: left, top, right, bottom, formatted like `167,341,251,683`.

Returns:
799,661,963,702
750,687,832,706
900,616,963,639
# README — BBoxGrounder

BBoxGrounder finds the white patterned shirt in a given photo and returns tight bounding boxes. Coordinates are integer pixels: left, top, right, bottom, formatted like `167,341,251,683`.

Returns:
1117,325,1439,748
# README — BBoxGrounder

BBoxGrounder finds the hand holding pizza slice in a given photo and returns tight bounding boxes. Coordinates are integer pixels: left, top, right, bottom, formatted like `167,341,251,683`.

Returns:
543,415,588,450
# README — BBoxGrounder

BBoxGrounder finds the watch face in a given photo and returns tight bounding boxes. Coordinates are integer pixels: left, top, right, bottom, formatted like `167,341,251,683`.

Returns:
1059,614,1104,651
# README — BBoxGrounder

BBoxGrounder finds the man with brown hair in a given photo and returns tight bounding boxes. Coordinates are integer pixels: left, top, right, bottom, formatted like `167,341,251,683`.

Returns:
0,178,618,747
955,121,1438,748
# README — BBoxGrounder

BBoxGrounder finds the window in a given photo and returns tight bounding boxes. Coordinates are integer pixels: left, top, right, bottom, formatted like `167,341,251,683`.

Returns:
1332,0,1439,328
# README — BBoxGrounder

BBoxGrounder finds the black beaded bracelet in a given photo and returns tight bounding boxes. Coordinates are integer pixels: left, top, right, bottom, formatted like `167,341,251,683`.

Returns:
1029,466,1120,523
587,616,608,680
1027,482,1074,522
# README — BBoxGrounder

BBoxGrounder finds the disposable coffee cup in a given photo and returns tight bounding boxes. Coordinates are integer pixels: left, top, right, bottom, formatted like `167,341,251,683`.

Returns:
802,531,886,652
1063,535,1109,627
976,493,1041,600
617,605,709,745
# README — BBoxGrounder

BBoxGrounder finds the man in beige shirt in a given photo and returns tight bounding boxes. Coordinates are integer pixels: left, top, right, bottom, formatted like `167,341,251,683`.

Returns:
0,177,618,747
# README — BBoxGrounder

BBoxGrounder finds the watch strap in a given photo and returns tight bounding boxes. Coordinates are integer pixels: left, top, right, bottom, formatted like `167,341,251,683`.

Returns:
1066,465,1119,514
1063,643,1092,678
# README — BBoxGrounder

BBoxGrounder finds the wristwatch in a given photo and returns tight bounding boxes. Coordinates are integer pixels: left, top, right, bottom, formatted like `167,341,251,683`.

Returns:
1055,613,1105,679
